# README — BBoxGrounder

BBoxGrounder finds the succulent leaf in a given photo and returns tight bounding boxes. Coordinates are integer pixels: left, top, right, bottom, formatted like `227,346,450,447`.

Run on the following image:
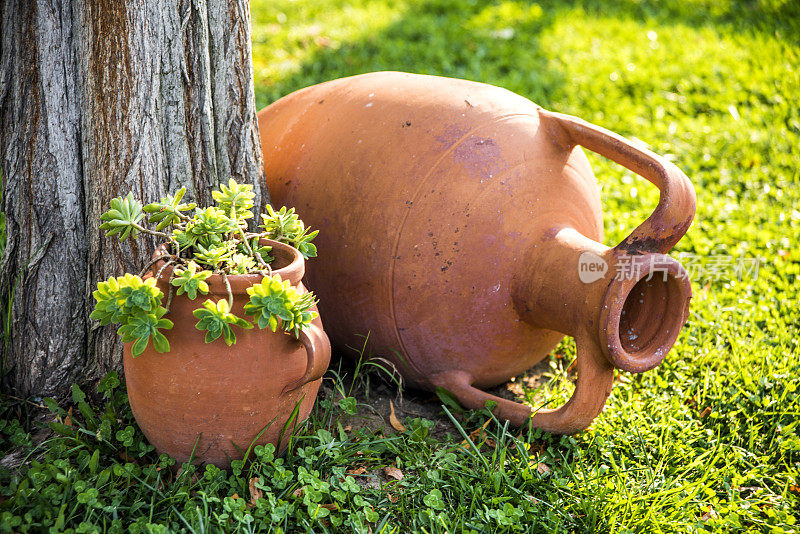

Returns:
92,185,319,354
194,242,235,269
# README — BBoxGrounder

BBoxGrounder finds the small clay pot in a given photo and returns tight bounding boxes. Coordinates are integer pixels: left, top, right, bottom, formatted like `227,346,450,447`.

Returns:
256,72,696,434
124,239,330,467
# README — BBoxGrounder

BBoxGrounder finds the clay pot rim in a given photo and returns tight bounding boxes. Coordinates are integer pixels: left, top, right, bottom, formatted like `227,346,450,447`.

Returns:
150,238,305,293
599,254,692,373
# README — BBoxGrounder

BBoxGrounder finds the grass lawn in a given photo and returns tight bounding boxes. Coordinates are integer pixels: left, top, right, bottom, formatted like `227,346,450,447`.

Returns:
2,0,799,532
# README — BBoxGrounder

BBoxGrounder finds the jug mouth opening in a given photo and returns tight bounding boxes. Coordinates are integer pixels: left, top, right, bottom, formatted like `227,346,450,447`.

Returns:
599,255,692,373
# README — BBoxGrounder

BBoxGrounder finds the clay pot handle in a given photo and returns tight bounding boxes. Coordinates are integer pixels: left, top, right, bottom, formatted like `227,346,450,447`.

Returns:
282,323,331,394
538,109,696,254
430,331,613,434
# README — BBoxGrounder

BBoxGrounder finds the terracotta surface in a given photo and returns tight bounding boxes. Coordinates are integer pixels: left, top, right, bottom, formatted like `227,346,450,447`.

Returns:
256,72,695,433
124,239,330,467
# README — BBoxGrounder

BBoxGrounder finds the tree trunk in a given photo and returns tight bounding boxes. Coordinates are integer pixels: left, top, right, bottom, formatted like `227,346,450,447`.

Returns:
0,0,269,398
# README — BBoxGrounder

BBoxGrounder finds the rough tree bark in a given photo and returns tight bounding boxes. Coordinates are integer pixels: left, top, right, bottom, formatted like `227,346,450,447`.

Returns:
0,0,269,398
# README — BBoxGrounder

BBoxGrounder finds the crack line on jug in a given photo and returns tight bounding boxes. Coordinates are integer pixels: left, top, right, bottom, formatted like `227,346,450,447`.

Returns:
387,112,539,377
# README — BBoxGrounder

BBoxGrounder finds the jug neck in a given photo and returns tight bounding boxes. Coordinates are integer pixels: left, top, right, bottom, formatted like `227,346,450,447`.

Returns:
512,227,692,373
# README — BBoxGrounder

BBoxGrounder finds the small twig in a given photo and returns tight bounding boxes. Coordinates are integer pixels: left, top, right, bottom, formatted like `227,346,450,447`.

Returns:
165,274,176,312
237,227,257,258
254,250,272,272
155,259,175,283
132,222,171,241
139,254,173,278
238,230,274,272
221,272,233,308
0,393,47,410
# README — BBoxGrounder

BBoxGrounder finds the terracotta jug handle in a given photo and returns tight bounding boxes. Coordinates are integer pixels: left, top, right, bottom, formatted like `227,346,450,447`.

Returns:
538,109,696,254
528,332,614,434
282,323,331,394
429,331,613,434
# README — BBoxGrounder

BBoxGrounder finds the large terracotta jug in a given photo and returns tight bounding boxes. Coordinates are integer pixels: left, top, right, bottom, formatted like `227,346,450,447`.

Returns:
256,72,695,434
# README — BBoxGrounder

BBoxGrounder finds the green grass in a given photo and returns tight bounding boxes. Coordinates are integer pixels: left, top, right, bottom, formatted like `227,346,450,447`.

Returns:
2,0,800,531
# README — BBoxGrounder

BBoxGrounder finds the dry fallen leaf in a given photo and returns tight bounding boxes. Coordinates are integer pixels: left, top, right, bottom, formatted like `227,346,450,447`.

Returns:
389,400,406,432
460,420,493,450
347,466,367,475
469,420,490,440
536,463,551,475
699,406,712,418
64,406,73,427
387,493,399,503
231,493,239,500
700,507,717,521
292,487,304,498
384,466,403,481
321,503,338,511
249,477,263,507
343,425,352,432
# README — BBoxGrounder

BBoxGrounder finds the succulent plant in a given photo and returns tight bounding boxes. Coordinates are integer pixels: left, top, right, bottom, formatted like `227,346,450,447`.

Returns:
143,187,196,230
193,299,253,345
170,262,212,300
260,206,319,259
244,273,318,336
99,193,145,241
90,274,172,357
93,179,319,354
212,178,255,220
